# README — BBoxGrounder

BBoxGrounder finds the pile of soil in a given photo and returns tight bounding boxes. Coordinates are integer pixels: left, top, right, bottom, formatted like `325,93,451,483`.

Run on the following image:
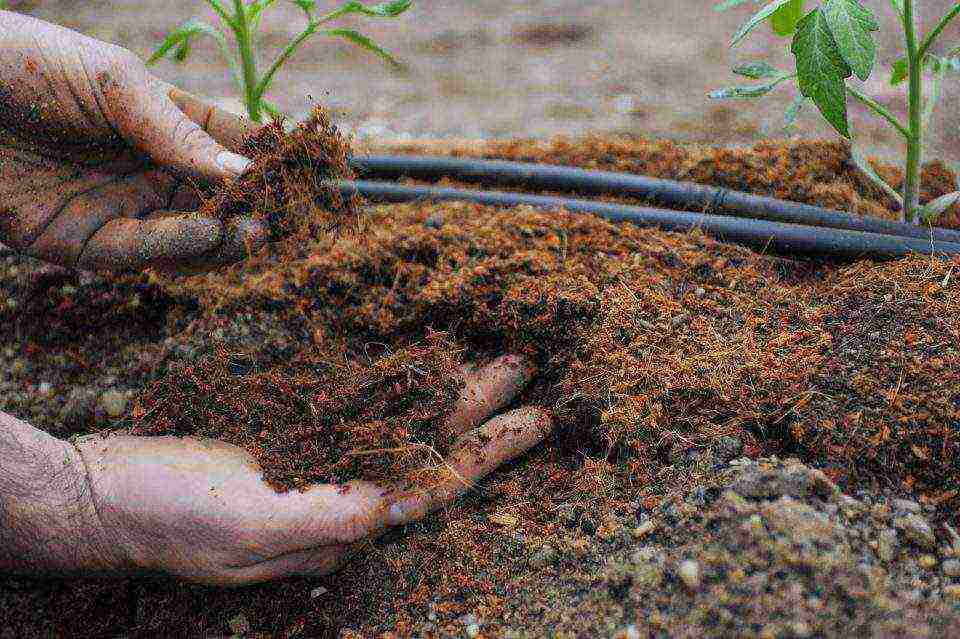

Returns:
2,121,960,636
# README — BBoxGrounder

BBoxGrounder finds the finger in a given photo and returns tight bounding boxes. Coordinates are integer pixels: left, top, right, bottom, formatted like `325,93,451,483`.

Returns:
388,406,553,527
446,354,536,437
192,546,350,587
163,84,260,152
143,213,268,276
24,173,166,267
76,214,219,272
98,63,251,183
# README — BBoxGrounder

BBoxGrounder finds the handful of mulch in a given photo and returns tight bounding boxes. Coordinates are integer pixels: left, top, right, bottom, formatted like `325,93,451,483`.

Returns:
132,331,466,491
199,106,362,243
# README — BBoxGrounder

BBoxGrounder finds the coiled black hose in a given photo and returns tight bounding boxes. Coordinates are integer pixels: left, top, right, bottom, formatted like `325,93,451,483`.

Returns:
350,154,960,246
340,180,960,260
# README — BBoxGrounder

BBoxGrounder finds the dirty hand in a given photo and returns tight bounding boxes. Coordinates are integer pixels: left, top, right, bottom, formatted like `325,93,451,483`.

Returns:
68,355,552,586
0,12,264,273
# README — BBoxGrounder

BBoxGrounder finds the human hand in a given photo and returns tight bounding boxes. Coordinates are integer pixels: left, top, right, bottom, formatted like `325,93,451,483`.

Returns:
70,355,551,586
0,12,264,273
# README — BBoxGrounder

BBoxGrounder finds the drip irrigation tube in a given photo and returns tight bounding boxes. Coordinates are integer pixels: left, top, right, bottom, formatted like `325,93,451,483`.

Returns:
340,180,960,260
351,155,960,245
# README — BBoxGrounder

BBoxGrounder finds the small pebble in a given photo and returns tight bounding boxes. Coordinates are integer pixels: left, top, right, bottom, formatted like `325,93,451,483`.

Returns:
99,389,128,418
942,559,960,577
465,623,480,638
632,520,656,539
944,584,960,600
919,554,938,569
678,559,701,591
310,586,328,599
38,382,53,396
894,514,937,549
892,498,922,514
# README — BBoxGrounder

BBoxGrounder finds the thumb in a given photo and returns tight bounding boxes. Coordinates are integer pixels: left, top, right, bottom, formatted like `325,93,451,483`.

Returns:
98,60,252,183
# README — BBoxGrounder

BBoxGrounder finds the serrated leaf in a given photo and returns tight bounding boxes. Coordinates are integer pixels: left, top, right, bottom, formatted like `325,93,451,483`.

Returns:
323,28,403,67
921,191,960,222
148,19,226,65
783,94,806,129
733,61,783,79
851,148,904,205
771,0,804,36
792,8,852,138
823,0,877,81
731,0,796,46
715,0,751,11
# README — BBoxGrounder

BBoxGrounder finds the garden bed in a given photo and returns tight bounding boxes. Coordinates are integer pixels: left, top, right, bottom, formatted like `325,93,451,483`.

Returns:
1,119,959,637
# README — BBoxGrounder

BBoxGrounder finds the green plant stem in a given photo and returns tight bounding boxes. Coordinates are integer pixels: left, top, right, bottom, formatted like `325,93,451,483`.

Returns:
204,0,234,27
256,22,318,101
918,2,960,58
903,0,923,223
845,87,910,139
255,6,353,102
232,0,262,122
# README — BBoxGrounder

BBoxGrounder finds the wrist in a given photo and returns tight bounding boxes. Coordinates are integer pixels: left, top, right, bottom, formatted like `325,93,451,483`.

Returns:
0,412,129,575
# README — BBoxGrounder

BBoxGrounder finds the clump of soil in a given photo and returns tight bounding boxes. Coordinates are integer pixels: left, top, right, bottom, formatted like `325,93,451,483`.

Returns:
133,330,465,490
200,105,361,242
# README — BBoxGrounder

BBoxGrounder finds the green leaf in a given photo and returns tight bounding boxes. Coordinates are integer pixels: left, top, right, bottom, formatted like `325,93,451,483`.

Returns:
850,148,904,205
889,0,903,18
920,191,960,222
148,19,227,65
714,0,751,11
342,0,412,17
323,28,403,67
890,57,908,85
733,61,783,79
783,94,806,129
823,0,877,81
731,0,796,46
770,0,804,36
792,8,852,138
710,74,794,98
294,0,316,12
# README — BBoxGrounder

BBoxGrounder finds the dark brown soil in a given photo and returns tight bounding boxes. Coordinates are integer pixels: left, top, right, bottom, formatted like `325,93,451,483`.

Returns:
2,127,959,637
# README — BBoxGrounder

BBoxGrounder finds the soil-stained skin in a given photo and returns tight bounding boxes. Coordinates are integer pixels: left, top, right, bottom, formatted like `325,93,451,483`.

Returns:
22,0,960,164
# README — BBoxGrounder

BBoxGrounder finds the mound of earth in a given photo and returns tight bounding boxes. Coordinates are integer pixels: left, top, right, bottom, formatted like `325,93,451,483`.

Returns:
1,121,959,636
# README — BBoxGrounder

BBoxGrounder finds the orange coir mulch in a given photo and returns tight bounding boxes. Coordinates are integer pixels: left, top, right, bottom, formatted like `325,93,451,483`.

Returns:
6,116,957,637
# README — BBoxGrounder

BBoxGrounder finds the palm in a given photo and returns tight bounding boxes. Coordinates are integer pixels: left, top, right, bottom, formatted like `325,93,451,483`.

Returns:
75,355,552,585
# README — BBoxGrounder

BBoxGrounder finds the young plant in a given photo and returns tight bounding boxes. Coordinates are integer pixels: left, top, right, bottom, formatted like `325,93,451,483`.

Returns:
149,0,412,124
711,0,960,224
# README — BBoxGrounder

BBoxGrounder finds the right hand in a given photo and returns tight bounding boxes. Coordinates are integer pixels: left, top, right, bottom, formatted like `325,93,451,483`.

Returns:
70,355,553,586
0,11,265,273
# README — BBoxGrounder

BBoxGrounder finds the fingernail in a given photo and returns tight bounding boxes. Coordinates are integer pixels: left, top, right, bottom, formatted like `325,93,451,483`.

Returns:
388,503,406,526
216,151,252,177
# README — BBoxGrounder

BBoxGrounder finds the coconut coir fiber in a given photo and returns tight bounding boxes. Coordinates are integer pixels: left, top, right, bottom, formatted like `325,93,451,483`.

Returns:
134,115,960,506
4,118,960,635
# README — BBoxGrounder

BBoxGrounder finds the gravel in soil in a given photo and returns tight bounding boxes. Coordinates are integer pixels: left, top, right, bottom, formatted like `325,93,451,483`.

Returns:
2,124,960,636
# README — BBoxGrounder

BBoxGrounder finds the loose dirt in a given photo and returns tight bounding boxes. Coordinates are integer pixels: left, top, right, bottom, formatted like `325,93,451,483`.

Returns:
2,122,960,636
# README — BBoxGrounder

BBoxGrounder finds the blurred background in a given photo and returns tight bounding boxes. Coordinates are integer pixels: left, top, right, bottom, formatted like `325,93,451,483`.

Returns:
6,0,959,164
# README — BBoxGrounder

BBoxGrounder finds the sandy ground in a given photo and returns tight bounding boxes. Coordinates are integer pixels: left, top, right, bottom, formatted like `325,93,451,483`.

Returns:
10,0,960,166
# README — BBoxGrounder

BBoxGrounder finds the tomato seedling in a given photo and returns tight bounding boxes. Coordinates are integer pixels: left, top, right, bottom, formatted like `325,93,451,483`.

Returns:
149,0,411,124
711,0,960,224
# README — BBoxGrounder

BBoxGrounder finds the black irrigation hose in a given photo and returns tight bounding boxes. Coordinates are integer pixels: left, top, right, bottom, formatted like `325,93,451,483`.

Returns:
351,155,960,245
340,180,960,260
